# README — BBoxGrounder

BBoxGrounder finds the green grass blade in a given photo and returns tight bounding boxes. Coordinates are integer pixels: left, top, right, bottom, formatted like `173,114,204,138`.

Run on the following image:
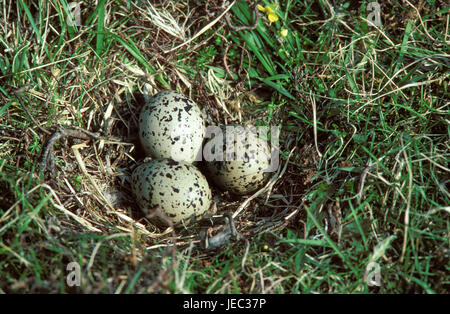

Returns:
105,32,169,88
259,77,295,100
304,205,358,274
96,0,106,55
18,0,50,57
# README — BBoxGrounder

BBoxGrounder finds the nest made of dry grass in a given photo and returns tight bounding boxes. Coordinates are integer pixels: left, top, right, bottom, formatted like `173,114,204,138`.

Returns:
14,1,320,263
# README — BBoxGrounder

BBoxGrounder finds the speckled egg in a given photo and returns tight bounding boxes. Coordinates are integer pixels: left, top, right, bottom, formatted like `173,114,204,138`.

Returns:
131,159,212,226
139,90,205,163
204,126,272,195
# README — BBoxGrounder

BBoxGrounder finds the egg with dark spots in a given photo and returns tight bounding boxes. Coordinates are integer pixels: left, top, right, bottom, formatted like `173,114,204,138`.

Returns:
139,90,205,163
131,159,212,226
204,126,272,195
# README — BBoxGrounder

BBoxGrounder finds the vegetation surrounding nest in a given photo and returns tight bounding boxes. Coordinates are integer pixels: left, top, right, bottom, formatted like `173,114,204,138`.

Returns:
0,0,448,293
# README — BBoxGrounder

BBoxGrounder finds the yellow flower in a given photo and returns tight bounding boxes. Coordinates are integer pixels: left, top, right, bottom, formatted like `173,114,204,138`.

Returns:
257,4,279,23
268,12,279,23
264,5,275,15
280,28,288,37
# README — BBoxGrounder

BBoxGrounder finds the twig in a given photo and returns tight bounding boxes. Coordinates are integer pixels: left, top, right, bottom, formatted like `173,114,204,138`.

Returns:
223,41,235,79
39,126,92,174
39,122,109,175
200,213,246,252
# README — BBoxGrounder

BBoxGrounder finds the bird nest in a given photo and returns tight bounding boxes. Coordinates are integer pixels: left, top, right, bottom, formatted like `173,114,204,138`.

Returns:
32,1,319,268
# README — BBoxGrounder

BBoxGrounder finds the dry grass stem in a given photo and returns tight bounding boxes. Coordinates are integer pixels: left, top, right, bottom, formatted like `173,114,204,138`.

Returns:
164,0,236,53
